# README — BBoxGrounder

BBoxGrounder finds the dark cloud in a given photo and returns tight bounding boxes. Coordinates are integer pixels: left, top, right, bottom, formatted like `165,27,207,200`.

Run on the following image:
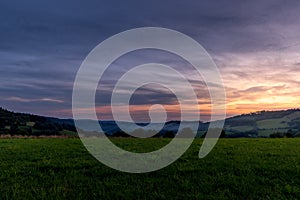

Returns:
1,0,300,118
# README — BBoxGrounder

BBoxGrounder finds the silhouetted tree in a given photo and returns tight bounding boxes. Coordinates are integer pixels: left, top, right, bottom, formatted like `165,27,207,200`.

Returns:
164,131,175,138
202,129,226,138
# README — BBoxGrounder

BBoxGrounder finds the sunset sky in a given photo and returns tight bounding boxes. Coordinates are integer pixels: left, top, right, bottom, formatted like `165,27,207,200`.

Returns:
1,0,300,121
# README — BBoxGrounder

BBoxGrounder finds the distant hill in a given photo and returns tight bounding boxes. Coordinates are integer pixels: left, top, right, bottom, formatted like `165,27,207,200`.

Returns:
223,109,300,138
0,107,76,136
1,107,300,138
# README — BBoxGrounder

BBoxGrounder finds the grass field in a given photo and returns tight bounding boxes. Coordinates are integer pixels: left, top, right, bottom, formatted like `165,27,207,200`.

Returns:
257,118,289,129
0,138,300,199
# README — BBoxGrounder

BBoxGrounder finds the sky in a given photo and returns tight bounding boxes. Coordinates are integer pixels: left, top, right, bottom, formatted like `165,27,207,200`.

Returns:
1,0,300,121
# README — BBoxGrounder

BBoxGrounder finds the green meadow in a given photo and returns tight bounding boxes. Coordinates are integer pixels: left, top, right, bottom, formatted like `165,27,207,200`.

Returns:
0,138,300,199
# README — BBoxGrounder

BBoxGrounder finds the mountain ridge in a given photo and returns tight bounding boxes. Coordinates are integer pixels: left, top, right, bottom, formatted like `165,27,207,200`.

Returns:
1,107,300,137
